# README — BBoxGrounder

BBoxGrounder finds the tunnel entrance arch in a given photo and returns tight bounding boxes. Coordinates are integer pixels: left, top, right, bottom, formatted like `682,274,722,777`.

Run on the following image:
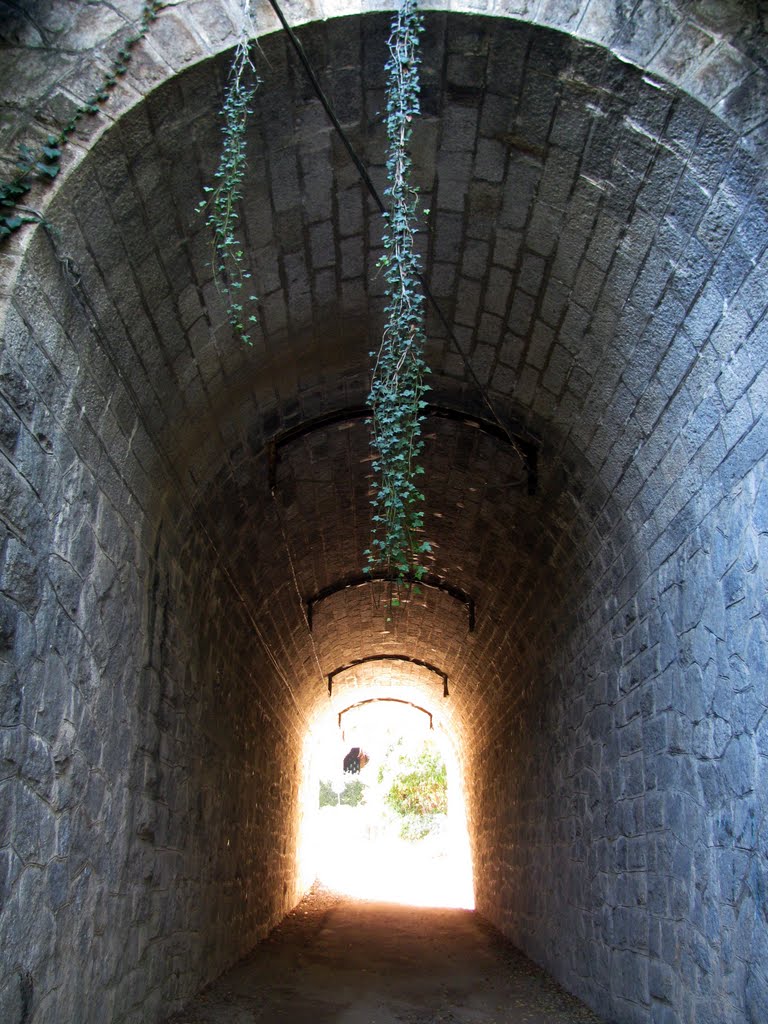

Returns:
302,674,475,908
0,5,767,1024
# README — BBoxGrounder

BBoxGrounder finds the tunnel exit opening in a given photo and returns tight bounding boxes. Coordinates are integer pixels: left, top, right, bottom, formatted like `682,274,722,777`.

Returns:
298,697,475,909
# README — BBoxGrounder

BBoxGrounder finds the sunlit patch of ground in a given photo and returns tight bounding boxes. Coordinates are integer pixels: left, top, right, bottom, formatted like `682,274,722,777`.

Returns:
314,804,475,908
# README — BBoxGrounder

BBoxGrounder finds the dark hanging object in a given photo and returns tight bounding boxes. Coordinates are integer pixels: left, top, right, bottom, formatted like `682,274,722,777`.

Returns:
343,747,369,774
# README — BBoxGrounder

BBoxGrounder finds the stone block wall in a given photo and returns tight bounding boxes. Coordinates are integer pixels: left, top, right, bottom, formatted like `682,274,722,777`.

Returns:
0,234,306,1021
471,453,768,1023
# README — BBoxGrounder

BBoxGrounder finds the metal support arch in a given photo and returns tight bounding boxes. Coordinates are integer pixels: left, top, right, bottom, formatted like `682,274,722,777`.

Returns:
327,654,449,698
266,403,538,495
338,697,434,730
306,571,475,632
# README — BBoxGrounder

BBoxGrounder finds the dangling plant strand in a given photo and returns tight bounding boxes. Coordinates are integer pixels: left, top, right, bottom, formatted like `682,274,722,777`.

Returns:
196,9,260,346
365,0,431,598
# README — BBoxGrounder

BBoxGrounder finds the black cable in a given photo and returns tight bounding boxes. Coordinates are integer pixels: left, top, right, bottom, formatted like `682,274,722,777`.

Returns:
265,0,385,215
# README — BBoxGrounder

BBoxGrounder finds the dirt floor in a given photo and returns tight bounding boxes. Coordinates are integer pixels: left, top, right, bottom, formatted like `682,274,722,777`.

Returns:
165,885,604,1024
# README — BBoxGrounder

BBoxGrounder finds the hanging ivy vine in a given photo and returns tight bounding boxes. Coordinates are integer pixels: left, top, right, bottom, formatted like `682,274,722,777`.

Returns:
365,0,431,598
0,0,166,240
196,6,260,345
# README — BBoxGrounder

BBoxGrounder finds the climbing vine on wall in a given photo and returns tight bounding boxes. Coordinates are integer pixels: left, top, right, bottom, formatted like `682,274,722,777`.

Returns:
196,4,260,345
365,0,431,596
0,0,166,240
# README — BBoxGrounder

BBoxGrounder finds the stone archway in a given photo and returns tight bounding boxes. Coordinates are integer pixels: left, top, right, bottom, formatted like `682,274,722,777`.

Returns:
1,5,767,1024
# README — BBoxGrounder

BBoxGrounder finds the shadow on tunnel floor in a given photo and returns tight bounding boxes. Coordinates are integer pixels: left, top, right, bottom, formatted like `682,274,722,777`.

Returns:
163,883,605,1023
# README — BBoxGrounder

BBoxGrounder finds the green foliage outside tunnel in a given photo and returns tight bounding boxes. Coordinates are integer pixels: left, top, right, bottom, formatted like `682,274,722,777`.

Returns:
379,739,447,840
318,737,448,841
319,777,367,808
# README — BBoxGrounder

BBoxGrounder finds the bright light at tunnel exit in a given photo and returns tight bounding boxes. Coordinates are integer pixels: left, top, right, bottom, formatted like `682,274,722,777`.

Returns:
297,700,475,909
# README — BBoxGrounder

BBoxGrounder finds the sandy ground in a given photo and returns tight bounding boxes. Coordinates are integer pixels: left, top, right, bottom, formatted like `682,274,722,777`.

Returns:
163,884,605,1024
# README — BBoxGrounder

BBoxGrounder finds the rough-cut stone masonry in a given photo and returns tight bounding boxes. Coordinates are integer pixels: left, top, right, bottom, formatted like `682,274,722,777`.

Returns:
3,0,768,302
0,4,767,1024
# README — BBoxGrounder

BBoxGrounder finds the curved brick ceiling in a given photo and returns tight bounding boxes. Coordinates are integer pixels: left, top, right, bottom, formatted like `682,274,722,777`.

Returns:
16,15,625,727
11,8,765,744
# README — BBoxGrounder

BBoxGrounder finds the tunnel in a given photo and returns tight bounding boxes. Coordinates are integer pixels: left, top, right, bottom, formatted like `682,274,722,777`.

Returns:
1,1,767,1022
